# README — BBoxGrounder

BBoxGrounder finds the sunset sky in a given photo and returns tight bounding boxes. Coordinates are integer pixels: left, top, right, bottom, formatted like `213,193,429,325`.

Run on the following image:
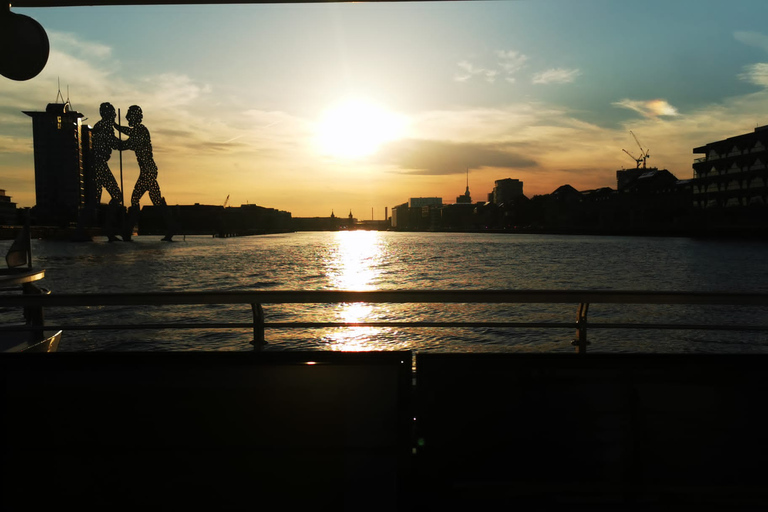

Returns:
3,0,768,217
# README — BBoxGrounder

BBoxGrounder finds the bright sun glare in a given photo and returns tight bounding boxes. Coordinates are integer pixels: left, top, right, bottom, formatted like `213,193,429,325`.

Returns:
315,99,405,159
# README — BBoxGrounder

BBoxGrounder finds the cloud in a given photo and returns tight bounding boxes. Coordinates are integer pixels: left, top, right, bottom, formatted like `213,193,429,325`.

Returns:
376,138,537,175
735,31,768,53
531,68,581,84
137,73,213,109
612,98,679,118
455,49,528,84
48,31,113,61
497,50,528,76
0,135,32,154
739,62,768,87
454,60,498,83
456,51,581,87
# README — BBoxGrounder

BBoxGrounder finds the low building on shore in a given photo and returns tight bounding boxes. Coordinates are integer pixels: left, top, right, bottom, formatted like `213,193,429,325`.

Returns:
0,189,18,225
139,202,292,236
292,211,356,231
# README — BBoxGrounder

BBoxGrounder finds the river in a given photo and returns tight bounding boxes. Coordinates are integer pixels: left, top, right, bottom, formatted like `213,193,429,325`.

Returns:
3,231,768,354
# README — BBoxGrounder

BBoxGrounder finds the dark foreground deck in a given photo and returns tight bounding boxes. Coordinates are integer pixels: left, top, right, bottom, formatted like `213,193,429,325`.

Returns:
3,352,768,510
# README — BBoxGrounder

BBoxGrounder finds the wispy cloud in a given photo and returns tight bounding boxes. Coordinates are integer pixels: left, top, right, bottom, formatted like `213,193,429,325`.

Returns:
457,53,580,87
739,62,768,87
0,135,33,154
49,31,113,61
531,68,581,85
612,98,679,118
137,73,213,109
455,49,528,84
497,50,528,83
735,31,768,53
454,60,498,83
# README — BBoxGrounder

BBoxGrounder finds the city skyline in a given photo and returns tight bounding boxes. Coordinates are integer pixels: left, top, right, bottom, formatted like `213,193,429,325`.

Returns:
3,0,768,217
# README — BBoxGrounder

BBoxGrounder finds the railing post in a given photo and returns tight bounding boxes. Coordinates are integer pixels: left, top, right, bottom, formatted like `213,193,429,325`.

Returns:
571,302,590,354
250,303,265,350
22,282,48,343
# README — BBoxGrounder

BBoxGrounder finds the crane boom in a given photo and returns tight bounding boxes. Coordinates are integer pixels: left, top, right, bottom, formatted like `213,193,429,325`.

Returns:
622,148,642,168
629,131,650,168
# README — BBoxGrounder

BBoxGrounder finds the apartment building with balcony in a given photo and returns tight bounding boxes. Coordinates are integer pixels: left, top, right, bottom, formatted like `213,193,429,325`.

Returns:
692,126,768,208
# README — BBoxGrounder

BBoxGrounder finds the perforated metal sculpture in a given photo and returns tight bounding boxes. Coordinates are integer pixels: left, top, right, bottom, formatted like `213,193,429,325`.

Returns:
115,105,173,241
91,102,123,206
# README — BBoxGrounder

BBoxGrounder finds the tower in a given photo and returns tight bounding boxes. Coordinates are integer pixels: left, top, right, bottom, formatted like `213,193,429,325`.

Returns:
456,168,472,204
24,100,89,225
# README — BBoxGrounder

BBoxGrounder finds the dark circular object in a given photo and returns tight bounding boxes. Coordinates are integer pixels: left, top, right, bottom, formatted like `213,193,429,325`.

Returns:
0,11,50,81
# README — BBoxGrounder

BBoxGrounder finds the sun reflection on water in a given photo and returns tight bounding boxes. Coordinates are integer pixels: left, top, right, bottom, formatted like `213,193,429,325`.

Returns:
323,231,392,351
327,230,382,291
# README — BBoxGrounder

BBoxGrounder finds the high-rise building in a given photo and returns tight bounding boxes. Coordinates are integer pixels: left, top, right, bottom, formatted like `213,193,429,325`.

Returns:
24,101,90,225
492,178,524,205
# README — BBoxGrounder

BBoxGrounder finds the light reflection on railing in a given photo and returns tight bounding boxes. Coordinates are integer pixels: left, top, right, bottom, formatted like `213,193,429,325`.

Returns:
2,290,768,354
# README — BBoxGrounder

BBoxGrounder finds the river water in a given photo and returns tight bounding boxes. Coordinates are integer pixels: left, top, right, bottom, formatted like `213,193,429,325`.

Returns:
3,231,768,354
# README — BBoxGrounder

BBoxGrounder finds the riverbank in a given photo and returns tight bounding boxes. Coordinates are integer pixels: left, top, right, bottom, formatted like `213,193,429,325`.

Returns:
0,225,104,241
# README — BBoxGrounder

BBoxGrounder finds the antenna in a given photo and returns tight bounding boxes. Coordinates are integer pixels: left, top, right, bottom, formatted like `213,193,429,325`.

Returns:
465,167,470,195
55,77,64,104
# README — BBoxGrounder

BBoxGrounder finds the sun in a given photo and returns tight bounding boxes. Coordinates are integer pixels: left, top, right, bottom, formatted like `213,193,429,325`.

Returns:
315,99,405,159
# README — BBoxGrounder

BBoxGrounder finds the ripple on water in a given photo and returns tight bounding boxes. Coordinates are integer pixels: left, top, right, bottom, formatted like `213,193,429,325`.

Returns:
12,233,768,353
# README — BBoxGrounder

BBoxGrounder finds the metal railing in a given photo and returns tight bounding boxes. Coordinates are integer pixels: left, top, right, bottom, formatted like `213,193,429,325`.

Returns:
3,290,768,354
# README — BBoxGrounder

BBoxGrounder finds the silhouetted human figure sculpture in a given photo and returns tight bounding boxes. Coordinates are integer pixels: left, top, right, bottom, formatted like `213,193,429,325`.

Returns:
115,105,173,241
76,102,123,241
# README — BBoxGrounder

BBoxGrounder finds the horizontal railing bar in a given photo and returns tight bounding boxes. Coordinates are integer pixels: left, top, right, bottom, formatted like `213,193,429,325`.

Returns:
590,323,768,331
0,321,580,331
2,290,768,307
3,321,768,332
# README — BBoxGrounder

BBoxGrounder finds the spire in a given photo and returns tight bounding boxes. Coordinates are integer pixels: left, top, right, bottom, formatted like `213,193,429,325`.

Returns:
465,167,470,195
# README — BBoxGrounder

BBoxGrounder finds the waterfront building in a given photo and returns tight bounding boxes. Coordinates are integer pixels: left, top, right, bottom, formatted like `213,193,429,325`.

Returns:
392,199,442,230
293,212,353,231
391,203,408,229
24,101,90,226
692,126,768,208
0,189,18,225
616,168,647,190
408,197,442,208
441,202,477,230
492,178,524,206
617,168,678,194
139,202,293,235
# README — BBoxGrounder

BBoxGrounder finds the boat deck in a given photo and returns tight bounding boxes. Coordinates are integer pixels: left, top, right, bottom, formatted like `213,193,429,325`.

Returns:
3,351,768,510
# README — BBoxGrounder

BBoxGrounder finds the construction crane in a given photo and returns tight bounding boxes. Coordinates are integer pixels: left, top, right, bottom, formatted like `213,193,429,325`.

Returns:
630,131,650,169
622,148,643,168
